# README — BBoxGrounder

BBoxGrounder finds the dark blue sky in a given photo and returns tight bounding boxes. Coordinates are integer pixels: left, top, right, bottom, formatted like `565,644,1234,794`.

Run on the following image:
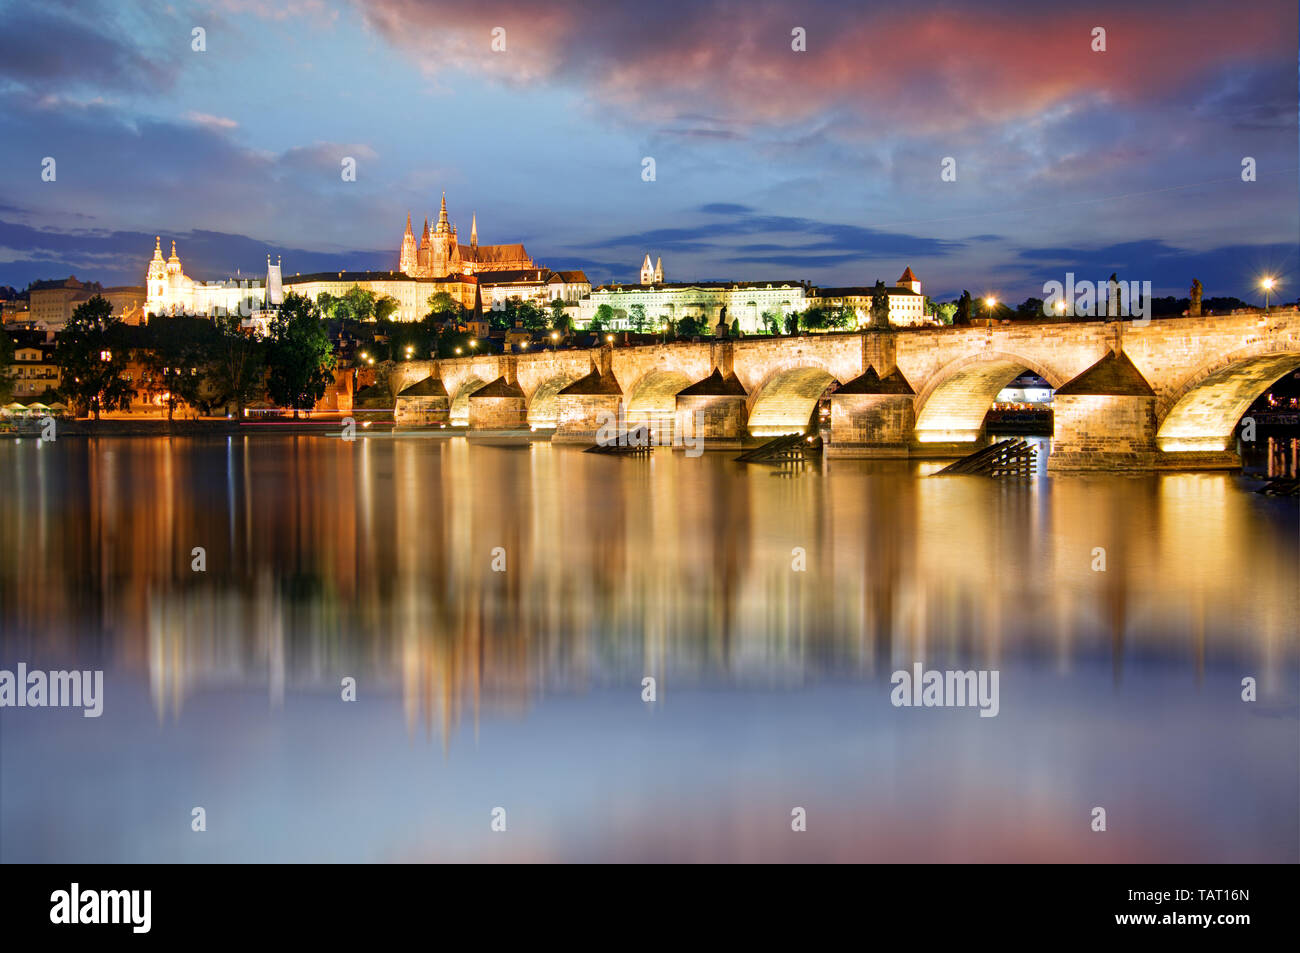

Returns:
0,0,1296,303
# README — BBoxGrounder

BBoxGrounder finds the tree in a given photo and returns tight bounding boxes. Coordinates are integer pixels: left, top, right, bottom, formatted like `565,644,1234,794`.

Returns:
552,310,574,337
207,312,266,417
427,291,460,320
592,304,616,330
729,319,741,338
549,298,567,329
936,302,957,325
55,296,135,420
629,304,648,333
141,315,211,420
783,310,799,335
1016,297,1044,320
374,295,399,323
342,285,378,322
265,292,336,418
676,315,708,338
761,310,782,335
515,301,549,331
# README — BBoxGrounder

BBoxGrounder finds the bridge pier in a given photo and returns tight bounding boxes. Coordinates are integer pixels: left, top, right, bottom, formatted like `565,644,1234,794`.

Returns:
553,365,623,444
468,377,527,430
1047,350,1160,471
825,365,916,458
674,368,748,449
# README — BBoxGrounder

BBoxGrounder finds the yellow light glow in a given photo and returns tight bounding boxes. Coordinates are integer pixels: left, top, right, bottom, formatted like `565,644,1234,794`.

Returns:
1261,277,1276,290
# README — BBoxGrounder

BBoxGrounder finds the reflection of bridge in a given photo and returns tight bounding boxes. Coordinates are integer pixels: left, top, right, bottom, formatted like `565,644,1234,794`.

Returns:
392,310,1300,469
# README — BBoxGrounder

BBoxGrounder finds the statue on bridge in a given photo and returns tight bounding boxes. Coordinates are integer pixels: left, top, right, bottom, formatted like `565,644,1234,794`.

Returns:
954,290,973,326
870,280,891,330
1189,279,1203,317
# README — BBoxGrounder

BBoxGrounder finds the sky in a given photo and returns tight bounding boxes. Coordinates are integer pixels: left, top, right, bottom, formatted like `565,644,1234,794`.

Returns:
0,0,1296,303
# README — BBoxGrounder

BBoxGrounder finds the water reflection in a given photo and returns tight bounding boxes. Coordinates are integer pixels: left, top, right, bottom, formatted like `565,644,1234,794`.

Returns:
1,436,1296,862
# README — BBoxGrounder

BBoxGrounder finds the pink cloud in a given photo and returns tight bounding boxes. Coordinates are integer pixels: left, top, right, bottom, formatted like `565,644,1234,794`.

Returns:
353,0,1296,133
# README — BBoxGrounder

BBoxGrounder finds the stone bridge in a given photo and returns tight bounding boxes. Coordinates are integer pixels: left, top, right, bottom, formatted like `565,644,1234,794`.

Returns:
387,310,1300,470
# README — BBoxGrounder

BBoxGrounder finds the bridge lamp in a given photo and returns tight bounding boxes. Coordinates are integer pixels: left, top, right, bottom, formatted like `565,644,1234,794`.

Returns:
1260,276,1277,310
454,347,462,355
367,357,374,366
606,334,614,344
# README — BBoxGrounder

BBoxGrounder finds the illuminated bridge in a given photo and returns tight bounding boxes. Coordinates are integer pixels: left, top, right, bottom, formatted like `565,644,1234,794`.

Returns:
389,310,1300,470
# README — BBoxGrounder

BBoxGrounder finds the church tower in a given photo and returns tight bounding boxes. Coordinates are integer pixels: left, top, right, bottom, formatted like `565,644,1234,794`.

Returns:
399,213,417,275
470,213,478,248
654,256,664,283
146,236,167,307
641,253,654,284
431,192,454,277
898,266,921,294
418,217,431,273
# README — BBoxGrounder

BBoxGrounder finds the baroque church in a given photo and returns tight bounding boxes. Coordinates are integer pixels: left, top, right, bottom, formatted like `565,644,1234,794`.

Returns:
399,192,534,279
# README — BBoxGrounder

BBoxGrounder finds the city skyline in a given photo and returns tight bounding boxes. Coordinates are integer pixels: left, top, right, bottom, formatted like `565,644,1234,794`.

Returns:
0,0,1295,302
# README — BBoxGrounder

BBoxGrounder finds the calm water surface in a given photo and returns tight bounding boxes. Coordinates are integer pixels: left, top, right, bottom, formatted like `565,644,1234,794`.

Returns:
1,435,1296,862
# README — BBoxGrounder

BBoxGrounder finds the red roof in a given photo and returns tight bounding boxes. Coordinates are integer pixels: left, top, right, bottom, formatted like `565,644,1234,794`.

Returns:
898,267,919,284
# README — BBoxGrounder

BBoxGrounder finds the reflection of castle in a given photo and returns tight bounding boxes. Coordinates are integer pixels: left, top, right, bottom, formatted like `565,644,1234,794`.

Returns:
399,192,534,279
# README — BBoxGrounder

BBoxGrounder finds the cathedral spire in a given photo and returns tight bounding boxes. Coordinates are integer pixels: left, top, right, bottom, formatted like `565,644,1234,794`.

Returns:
436,191,449,233
152,236,163,260
470,213,477,247
404,212,413,237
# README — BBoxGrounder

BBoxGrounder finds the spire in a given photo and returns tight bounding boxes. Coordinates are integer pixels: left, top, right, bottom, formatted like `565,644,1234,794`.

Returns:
152,236,163,260
168,240,179,262
655,256,664,282
404,212,413,237
470,213,477,247
436,191,449,231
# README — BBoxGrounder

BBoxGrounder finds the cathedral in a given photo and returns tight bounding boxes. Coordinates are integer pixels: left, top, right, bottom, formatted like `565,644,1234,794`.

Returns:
399,193,534,279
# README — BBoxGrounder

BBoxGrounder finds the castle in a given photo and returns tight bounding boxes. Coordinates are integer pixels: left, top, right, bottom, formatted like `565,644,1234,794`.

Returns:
399,193,534,279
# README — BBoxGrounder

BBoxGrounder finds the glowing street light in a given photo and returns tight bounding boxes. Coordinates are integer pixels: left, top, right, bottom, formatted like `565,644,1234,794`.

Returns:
454,347,462,355
1261,276,1278,311
550,331,559,351
606,334,614,345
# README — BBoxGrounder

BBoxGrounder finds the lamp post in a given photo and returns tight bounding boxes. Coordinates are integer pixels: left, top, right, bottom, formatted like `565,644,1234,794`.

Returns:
1261,276,1277,312
984,297,998,326
550,331,559,351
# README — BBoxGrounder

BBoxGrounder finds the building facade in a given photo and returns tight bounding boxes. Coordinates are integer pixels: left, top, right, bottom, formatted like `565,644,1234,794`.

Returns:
806,268,929,326
282,271,482,323
399,193,535,279
145,238,280,318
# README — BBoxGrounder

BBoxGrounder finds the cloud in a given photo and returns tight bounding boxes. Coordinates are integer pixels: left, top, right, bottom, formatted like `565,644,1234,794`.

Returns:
184,111,239,130
355,0,1297,135
0,0,178,94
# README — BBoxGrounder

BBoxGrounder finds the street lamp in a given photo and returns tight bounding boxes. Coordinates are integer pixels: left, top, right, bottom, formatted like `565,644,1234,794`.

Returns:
606,334,614,345
550,331,559,351
454,347,462,355
984,297,998,325
1261,276,1277,311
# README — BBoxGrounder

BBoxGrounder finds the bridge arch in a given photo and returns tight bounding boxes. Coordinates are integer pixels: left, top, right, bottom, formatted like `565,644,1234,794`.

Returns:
1156,349,1300,452
449,376,489,427
625,369,693,430
747,363,839,436
912,351,1071,443
526,373,581,430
